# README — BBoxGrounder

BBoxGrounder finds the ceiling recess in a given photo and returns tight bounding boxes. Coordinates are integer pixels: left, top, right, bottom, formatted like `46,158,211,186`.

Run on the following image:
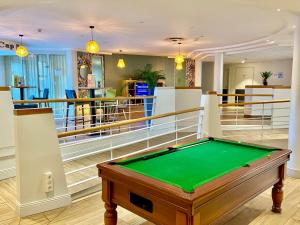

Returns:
166,37,185,43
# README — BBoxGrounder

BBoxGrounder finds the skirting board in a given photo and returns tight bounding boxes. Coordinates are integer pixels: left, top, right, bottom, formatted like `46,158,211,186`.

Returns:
16,194,71,217
0,167,15,180
287,167,300,179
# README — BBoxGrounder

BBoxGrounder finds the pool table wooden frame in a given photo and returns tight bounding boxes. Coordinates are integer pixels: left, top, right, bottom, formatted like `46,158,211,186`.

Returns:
97,138,291,225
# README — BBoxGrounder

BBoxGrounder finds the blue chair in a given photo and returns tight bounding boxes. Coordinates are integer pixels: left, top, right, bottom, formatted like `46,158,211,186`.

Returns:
65,90,90,131
30,88,50,107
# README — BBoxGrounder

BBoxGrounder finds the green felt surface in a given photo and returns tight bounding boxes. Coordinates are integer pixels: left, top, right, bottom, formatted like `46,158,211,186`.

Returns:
118,139,277,193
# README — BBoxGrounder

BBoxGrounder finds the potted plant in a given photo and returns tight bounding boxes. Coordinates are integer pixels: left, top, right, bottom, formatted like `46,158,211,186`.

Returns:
260,71,272,86
134,64,166,119
134,64,166,95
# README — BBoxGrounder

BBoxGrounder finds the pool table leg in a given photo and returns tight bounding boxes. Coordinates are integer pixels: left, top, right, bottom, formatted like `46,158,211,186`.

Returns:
272,179,283,213
104,202,117,225
102,178,118,225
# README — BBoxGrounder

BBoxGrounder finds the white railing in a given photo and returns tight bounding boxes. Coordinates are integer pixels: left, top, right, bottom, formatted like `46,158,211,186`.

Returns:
56,106,204,194
14,96,156,137
218,96,290,142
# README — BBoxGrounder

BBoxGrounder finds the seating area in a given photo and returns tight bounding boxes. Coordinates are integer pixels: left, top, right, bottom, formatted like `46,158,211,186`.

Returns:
1,1,300,225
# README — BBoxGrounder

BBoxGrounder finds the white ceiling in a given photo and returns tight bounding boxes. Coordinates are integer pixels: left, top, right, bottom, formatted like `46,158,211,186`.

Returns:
0,0,298,60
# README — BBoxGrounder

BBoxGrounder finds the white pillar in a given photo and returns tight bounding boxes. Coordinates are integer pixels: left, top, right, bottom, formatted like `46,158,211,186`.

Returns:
15,108,71,216
0,87,15,180
213,52,224,94
198,91,222,138
195,58,202,87
288,18,300,178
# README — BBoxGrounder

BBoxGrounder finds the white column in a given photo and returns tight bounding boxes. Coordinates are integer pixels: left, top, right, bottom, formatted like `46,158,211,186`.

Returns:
198,91,222,138
0,87,15,180
213,52,224,94
195,58,202,87
15,108,71,216
288,19,300,178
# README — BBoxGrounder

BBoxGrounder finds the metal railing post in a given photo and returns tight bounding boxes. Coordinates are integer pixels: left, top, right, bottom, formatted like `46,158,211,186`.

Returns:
175,116,178,145
261,103,265,138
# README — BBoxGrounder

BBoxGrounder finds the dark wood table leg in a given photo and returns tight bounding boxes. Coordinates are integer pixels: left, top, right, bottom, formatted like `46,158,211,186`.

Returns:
20,87,24,100
89,89,96,127
272,179,283,213
104,202,117,225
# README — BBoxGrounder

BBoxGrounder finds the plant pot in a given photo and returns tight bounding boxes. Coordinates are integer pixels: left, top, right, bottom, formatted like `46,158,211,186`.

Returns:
144,88,155,126
263,80,268,86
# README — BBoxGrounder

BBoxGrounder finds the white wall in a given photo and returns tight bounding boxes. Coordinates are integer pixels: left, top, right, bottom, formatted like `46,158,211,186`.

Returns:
201,62,214,93
0,56,5,85
226,59,293,93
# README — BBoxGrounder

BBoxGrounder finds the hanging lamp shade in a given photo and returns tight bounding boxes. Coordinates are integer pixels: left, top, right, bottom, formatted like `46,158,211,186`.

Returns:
117,50,125,68
174,42,184,63
86,26,100,53
175,54,184,64
16,34,28,57
117,59,125,68
176,62,183,70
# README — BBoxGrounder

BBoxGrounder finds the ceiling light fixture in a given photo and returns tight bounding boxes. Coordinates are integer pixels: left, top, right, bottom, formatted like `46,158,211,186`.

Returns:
86,26,100,54
16,34,29,57
276,8,281,12
241,59,246,64
292,25,297,29
176,62,183,70
175,42,184,64
117,50,125,69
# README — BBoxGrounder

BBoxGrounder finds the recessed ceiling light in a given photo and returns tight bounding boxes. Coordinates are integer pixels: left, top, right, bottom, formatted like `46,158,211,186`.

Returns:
266,39,270,42
241,59,246,64
270,41,275,44
292,25,297,29
276,8,281,12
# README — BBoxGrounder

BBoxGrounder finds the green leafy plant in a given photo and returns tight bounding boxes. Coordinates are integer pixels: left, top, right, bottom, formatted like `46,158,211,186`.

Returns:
260,71,272,81
260,71,272,85
133,64,166,90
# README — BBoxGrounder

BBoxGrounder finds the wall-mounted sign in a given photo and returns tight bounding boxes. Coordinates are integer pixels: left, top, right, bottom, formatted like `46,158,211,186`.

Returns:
0,40,19,51
275,72,284,79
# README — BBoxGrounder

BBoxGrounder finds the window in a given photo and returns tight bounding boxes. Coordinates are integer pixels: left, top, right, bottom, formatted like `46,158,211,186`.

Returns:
4,54,67,101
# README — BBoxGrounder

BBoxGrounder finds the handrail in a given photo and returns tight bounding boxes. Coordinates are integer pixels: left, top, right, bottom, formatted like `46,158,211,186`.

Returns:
13,96,156,104
57,107,203,138
217,94,273,97
219,99,290,107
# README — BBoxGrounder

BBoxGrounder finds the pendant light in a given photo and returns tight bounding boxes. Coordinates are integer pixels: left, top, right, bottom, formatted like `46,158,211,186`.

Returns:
117,50,125,69
86,26,100,53
175,42,184,64
176,62,183,70
16,34,29,57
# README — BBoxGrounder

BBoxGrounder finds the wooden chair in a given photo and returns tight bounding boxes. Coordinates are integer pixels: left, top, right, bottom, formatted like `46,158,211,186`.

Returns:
65,90,90,131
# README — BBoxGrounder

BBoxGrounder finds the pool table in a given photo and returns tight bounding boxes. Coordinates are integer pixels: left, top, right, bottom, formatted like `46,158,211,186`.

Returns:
97,137,291,225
